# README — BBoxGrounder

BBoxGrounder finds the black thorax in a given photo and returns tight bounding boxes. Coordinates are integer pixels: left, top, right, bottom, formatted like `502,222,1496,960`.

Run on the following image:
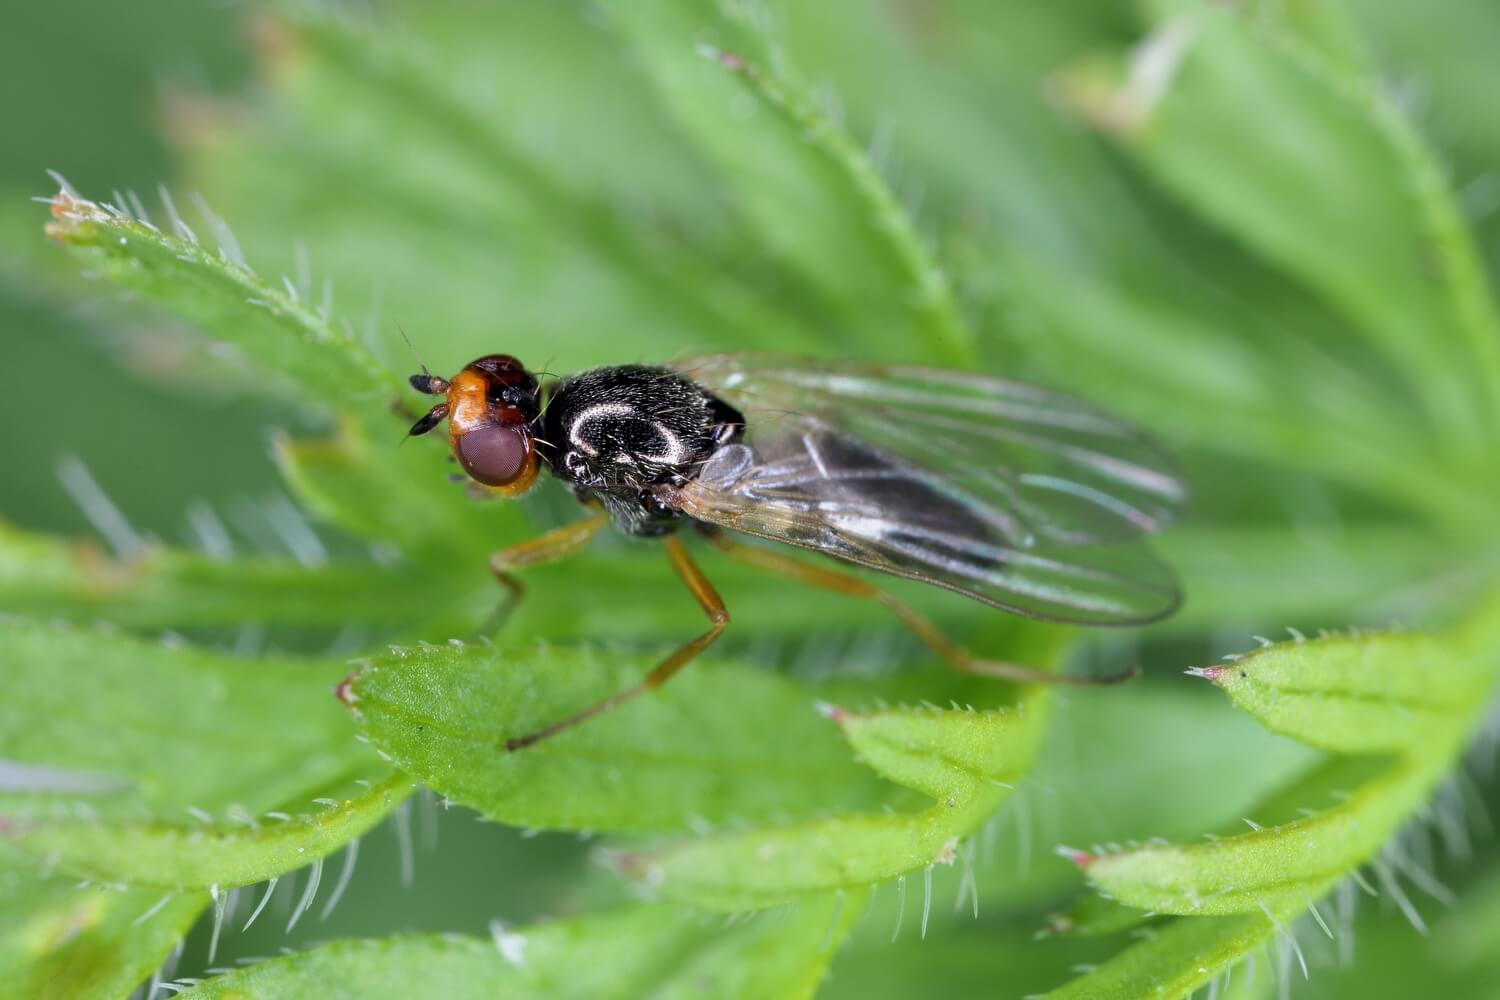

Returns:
537,365,743,536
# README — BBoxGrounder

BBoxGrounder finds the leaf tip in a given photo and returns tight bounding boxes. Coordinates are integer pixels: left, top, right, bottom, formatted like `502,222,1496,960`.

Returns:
43,187,104,240
1046,16,1198,139
1055,844,1097,870
334,666,364,710
598,848,664,891
813,700,848,725
1184,665,1225,683
696,42,749,73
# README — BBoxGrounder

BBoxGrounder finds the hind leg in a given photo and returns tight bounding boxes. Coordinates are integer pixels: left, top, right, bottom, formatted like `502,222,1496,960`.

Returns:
706,532,1135,686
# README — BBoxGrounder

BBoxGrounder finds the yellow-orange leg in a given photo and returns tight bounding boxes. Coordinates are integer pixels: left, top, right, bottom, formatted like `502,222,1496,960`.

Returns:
485,512,609,633
504,534,730,752
706,532,1135,686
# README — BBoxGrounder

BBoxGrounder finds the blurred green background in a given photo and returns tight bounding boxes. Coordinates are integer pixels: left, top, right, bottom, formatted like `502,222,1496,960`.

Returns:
5,1,1500,997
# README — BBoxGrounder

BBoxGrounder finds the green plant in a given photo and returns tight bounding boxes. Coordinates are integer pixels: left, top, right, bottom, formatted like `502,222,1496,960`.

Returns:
5,1,1500,997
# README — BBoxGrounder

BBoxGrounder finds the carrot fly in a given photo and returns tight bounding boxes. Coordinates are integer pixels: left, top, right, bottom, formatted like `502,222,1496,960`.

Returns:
407,354,1186,750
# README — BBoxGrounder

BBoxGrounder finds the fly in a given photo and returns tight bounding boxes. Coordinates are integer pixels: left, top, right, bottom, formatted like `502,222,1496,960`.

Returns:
407,354,1187,750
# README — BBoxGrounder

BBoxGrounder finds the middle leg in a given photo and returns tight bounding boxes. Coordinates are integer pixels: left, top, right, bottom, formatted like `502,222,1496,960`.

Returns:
503,533,730,751
706,531,1134,686
484,510,609,633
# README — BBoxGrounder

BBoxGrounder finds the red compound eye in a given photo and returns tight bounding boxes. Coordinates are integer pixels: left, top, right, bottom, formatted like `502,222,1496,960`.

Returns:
455,423,533,487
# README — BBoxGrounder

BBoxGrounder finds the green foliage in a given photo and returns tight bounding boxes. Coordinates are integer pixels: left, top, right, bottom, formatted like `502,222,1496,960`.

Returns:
345,641,889,833
7,0,1500,997
43,186,399,422
624,690,1046,910
1053,595,1500,994
0,619,404,889
180,895,862,1000
0,519,443,633
0,870,206,1000
611,2,976,367
1044,910,1286,1000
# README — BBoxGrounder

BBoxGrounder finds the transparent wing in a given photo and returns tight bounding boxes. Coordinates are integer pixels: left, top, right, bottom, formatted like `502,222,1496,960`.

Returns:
662,356,1186,624
675,355,1186,546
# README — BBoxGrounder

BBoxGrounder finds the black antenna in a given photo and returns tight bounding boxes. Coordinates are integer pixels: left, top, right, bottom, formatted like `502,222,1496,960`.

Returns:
397,322,429,376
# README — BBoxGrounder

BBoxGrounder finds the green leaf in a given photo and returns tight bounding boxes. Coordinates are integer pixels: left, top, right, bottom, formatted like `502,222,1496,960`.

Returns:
811,677,1322,966
345,641,888,834
6,771,409,892
1040,843,1500,998
0,519,450,633
19,0,1500,992
1058,6,1500,467
0,618,396,889
346,632,1058,912
273,420,526,561
1077,752,1431,916
0,862,206,1000
1049,590,1500,991
839,698,1039,801
181,894,863,1000
1348,2,1500,194
1192,628,1494,755
195,4,819,372
44,186,401,420
615,691,1047,911
969,680,1319,917
611,1,976,366
1041,892,1154,940
769,2,1468,532
996,254,1454,517
1249,0,1372,77
1434,865,1500,972
1042,908,1285,1000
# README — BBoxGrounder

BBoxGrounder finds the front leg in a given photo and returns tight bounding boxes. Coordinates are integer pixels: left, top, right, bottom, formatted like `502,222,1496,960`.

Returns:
484,511,609,633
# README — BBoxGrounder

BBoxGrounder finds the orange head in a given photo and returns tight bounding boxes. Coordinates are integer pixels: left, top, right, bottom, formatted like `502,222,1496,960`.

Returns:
407,354,542,496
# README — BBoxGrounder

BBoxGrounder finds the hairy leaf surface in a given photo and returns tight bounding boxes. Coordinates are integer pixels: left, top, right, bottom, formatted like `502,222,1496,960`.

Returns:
0,619,397,889
182,894,863,1000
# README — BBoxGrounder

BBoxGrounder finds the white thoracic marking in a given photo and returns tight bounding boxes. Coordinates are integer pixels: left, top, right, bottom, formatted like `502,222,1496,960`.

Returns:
567,401,688,465
638,421,689,464
567,402,635,457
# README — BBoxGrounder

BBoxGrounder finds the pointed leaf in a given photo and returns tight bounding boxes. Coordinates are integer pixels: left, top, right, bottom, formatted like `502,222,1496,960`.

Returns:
1073,591,1500,917
44,187,400,419
182,894,862,1000
612,1,975,366
0,619,393,888
1193,627,1494,755
1077,752,1434,916
1042,908,1286,1000
7,770,409,891
200,5,817,371
1058,7,1500,461
344,641,889,833
616,691,1047,910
